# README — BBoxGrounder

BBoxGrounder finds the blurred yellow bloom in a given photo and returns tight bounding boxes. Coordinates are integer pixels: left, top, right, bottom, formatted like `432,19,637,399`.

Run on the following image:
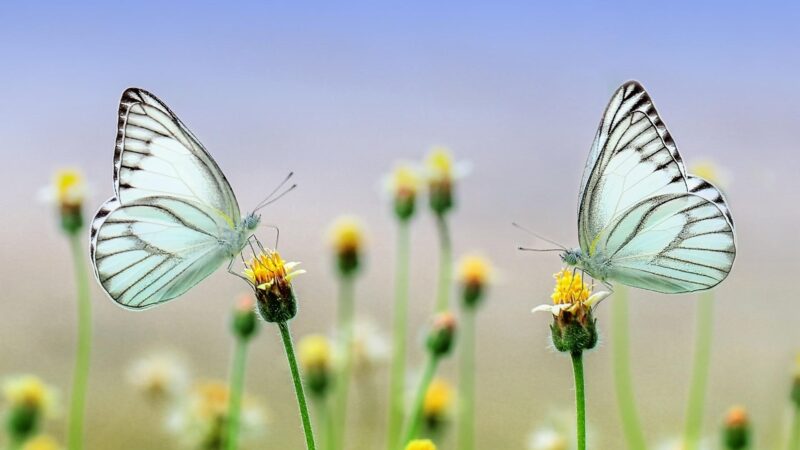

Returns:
299,335,333,371
405,439,437,450
51,168,86,208
423,378,454,420
724,405,748,427
532,269,609,317
689,159,729,189
22,435,61,450
127,353,189,401
328,216,365,255
458,254,493,287
2,375,56,416
527,428,568,450
425,147,455,182
387,163,421,198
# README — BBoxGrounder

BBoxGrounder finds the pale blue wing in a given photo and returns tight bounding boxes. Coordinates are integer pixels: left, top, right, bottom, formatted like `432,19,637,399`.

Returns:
687,175,734,229
114,88,241,226
598,193,735,293
90,196,231,309
578,81,688,253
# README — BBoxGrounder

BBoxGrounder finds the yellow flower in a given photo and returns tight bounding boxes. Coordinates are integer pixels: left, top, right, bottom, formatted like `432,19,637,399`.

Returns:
425,147,455,182
52,169,86,208
3,376,56,416
405,439,437,450
532,269,609,317
242,249,304,322
299,335,333,371
328,216,365,276
22,435,61,450
127,353,189,401
423,378,454,420
387,163,421,199
724,405,748,427
458,254,493,287
424,146,469,215
689,159,729,189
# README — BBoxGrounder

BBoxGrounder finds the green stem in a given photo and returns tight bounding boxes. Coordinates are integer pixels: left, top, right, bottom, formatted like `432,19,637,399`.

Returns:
789,405,800,450
612,287,647,450
278,321,317,450
387,221,412,450
434,214,452,312
571,351,587,450
683,291,714,450
333,277,356,450
400,353,440,448
225,337,249,450
67,233,92,450
458,309,476,450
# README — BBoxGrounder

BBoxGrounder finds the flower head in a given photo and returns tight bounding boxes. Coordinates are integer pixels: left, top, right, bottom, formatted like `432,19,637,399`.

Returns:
405,439,437,450
242,250,304,323
423,378,455,430
424,146,468,216
2,376,57,441
722,405,749,449
299,334,334,398
458,254,493,309
427,312,457,357
533,270,609,354
328,216,366,277
22,435,61,450
231,294,259,340
689,159,730,189
40,168,87,234
385,163,421,221
127,353,189,402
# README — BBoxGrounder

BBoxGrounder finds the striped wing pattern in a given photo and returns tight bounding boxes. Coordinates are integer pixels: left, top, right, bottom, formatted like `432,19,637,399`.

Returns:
578,81,737,293
601,193,735,293
91,197,230,309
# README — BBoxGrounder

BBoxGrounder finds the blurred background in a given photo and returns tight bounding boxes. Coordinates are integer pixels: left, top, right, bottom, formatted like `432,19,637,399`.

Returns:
1,1,799,448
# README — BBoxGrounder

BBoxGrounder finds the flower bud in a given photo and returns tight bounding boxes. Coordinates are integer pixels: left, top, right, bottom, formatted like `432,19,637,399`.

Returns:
2,376,55,443
242,250,304,323
722,406,749,450
427,312,457,357
231,294,259,340
329,216,365,278
425,147,456,216
43,169,86,235
386,164,420,222
423,378,454,433
298,335,334,398
458,254,492,310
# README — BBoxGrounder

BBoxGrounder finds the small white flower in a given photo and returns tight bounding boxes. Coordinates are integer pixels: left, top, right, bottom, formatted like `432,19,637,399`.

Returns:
127,352,189,401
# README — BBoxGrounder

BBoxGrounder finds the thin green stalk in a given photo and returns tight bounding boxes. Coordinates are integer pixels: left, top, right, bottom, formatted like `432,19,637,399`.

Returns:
571,351,587,450
67,233,92,450
333,277,356,450
612,287,647,450
387,222,412,450
434,214,452,312
400,354,440,448
458,309,476,450
684,291,714,450
225,337,249,450
278,321,317,450
789,405,800,450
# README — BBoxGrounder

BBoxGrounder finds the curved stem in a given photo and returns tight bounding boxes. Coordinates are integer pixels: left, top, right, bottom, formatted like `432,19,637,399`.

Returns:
571,351,587,450
225,337,249,450
612,287,647,450
333,277,356,450
400,353,439,448
387,221,412,450
789,405,800,450
458,309,476,450
683,291,714,450
67,233,92,450
434,214,452,313
278,321,317,450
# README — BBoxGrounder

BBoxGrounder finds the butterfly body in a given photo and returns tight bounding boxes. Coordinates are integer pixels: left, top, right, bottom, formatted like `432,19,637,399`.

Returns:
566,81,736,294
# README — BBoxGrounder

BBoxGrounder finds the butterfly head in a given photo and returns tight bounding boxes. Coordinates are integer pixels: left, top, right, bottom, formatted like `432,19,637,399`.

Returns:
560,248,582,267
242,213,261,231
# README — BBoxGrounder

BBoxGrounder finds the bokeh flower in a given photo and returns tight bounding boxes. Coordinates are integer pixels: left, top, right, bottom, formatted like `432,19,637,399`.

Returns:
350,319,390,376
427,312,457,357
328,216,366,277
39,168,87,235
242,250,304,323
22,435,61,450
299,334,334,398
689,159,730,189
231,294,259,340
385,163,421,221
2,376,57,442
527,427,568,450
423,377,455,430
654,437,711,450
424,146,468,216
127,353,189,402
722,405,749,450
405,439,437,450
457,254,493,309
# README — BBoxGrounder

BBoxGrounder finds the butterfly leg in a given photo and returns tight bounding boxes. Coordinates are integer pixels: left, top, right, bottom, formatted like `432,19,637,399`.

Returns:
227,257,251,283
259,224,281,249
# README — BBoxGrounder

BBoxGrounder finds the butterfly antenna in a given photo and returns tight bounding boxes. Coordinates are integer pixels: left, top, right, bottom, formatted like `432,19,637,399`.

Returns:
511,222,567,250
254,182,297,212
517,247,563,252
253,172,294,211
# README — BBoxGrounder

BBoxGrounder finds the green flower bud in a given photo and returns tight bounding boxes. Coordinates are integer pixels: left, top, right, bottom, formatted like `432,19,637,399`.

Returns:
231,295,259,340
242,250,304,324
722,406,750,450
427,312,457,357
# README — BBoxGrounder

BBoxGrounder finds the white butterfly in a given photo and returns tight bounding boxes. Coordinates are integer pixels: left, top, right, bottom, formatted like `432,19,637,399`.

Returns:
558,81,736,294
90,88,280,309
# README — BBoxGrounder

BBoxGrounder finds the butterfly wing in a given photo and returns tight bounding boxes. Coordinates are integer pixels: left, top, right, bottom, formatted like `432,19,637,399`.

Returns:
90,88,243,308
598,193,735,293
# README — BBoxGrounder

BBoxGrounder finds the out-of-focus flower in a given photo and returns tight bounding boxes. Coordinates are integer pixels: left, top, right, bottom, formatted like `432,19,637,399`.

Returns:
299,334,334,398
231,294,259,340
39,168,87,234
22,435,61,450
242,250,304,323
424,147,469,216
127,353,189,402
328,216,366,277
426,312,457,357
405,439,437,450
527,427,568,450
689,159,730,189
423,377,455,430
457,254,493,309
532,269,609,354
2,376,57,441
791,352,800,407
722,406,749,450
384,163,421,221
168,380,267,448
654,437,711,450
350,319,390,376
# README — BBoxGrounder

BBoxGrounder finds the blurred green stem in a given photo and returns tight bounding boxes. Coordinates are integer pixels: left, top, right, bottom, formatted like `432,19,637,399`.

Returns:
434,214,452,312
612,287,647,450
278,321,317,450
572,351,587,450
387,222,411,450
401,353,440,447
790,405,800,450
333,276,356,450
225,337,249,450
683,291,714,450
458,309,476,450
67,233,91,450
